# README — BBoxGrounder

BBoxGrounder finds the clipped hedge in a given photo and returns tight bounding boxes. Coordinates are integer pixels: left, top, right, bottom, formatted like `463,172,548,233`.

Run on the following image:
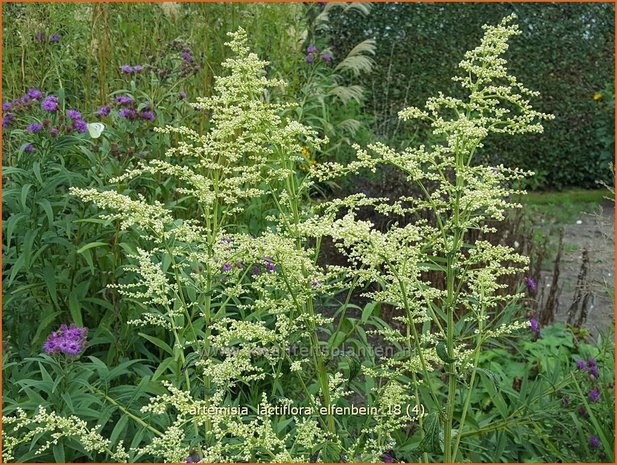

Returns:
329,3,615,189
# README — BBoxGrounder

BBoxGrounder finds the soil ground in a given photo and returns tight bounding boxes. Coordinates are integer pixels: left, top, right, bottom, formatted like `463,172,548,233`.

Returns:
540,199,615,336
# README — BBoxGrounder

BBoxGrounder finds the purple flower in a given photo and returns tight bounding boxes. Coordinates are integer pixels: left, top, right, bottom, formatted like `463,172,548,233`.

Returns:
43,324,88,356
49,127,59,137
120,65,133,73
2,113,14,128
525,277,537,292
587,357,597,368
578,405,587,417
41,95,59,112
2,102,11,112
27,88,43,100
186,458,194,464
561,395,570,407
307,45,318,53
221,263,233,272
73,119,87,133
49,34,61,43
139,110,156,121
265,262,276,273
382,451,394,463
35,32,46,42
576,359,588,371
305,54,315,64
181,51,194,62
311,280,320,288
178,91,187,100
589,435,600,449
96,105,111,117
66,109,81,120
133,65,144,72
590,366,600,379
220,237,232,244
23,144,35,153
119,108,137,120
26,122,43,133
321,53,333,62
251,267,261,275
529,318,540,334
588,388,601,403
115,95,134,106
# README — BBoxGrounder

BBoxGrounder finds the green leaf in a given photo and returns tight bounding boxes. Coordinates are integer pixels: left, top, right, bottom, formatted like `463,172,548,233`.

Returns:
77,241,109,254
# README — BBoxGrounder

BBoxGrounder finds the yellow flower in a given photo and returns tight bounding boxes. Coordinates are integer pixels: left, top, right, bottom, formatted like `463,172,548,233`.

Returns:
593,92,603,101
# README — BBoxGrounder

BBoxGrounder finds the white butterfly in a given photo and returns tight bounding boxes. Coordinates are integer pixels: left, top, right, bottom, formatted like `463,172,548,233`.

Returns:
87,122,105,139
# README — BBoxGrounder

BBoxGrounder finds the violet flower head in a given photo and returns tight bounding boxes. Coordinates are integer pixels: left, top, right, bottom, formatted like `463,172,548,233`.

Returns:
115,94,134,106
561,395,570,407
307,45,318,53
23,144,35,153
265,262,276,273
66,109,81,120
181,51,194,63
35,32,46,42
178,91,187,100
590,365,600,379
2,102,11,112
221,263,233,272
529,318,540,335
2,113,14,128
73,119,87,133
578,405,587,417
119,108,137,120
382,451,394,463
575,359,588,371
49,127,59,137
43,324,88,356
305,54,315,64
525,277,537,292
49,34,61,43
120,65,133,73
589,435,600,449
133,65,144,72
41,95,59,112
321,53,333,62
96,105,111,117
251,266,261,275
587,357,597,368
26,122,43,133
27,88,43,100
588,388,601,403
139,110,156,121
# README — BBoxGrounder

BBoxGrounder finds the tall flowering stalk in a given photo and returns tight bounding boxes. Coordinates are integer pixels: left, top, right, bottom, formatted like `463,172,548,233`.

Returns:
309,14,553,461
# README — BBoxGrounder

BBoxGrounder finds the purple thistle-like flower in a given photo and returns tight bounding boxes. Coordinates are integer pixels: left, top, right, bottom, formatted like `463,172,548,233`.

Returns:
265,262,276,273
589,435,600,449
587,357,597,368
41,95,59,112
578,405,587,417
589,388,601,403
26,122,43,133
186,458,194,464
529,318,540,334
2,102,11,112
561,395,570,407
35,32,46,42
251,267,261,275
311,280,320,288
133,65,144,72
305,54,315,64
49,34,61,43
139,110,156,121
178,91,187,100
49,127,59,137
2,113,14,128
120,65,133,73
181,51,194,62
73,119,87,133
525,277,537,292
307,45,318,53
66,109,81,120
23,144,35,153
27,88,43,100
115,95,134,106
221,263,233,272
321,53,333,62
576,359,588,371
43,323,88,356
96,105,111,117
119,108,137,120
382,451,394,463
590,366,600,379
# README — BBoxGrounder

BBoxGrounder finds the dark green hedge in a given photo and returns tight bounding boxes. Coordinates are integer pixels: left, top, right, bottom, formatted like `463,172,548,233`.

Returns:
329,3,615,189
